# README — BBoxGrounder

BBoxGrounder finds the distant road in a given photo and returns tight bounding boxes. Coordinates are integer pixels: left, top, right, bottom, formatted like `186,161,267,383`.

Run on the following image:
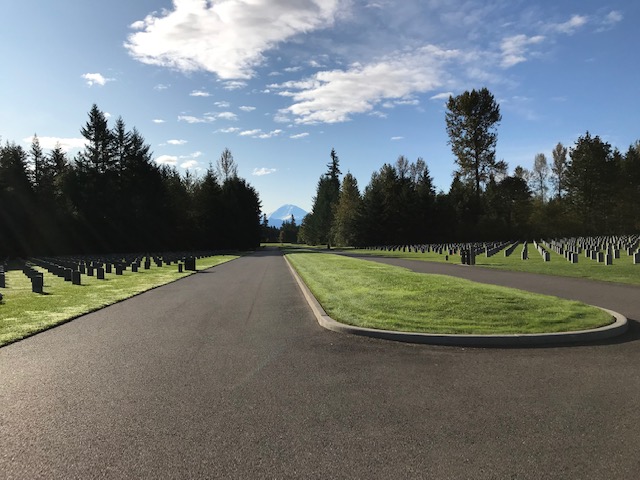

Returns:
2,248,640,479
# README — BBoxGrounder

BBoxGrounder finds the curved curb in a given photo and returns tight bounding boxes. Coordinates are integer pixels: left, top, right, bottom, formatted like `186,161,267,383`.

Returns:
284,255,629,347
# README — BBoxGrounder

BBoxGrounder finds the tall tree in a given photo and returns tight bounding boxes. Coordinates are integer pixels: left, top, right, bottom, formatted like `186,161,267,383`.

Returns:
331,173,361,247
550,142,568,199
530,153,549,202
565,132,616,234
445,88,502,197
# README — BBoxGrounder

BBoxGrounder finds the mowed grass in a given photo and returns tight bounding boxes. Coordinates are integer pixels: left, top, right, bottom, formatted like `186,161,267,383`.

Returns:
0,255,238,346
344,245,640,286
286,252,612,335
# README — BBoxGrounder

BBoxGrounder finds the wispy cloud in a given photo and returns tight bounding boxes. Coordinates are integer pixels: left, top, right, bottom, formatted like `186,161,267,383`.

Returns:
597,10,623,32
81,72,114,86
391,136,404,141
223,80,248,90
239,106,256,112
216,111,238,120
154,83,170,91
547,14,588,35
152,119,166,124
500,34,545,68
239,129,282,139
271,45,459,124
216,127,241,133
215,101,231,108
290,132,309,139
190,90,211,97
166,139,188,145
23,136,87,152
253,167,277,176
178,115,216,124
126,0,341,79
430,92,453,101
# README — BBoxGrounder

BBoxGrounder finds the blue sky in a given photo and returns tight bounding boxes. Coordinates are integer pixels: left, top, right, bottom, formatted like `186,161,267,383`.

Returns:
1,0,637,214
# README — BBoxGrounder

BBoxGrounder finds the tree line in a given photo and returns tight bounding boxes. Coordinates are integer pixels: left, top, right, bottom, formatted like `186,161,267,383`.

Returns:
0,105,262,258
301,88,640,247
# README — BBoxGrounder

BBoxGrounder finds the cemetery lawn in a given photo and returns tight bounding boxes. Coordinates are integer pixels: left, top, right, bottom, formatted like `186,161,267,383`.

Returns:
286,252,612,335
0,255,238,347
344,247,640,286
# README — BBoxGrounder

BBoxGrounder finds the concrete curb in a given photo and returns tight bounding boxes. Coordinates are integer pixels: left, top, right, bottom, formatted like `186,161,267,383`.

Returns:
284,255,629,347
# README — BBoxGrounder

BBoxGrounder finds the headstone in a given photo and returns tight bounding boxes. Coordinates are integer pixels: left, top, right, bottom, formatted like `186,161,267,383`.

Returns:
185,257,196,271
87,266,94,276
570,253,578,264
72,271,81,285
144,259,151,269
597,252,604,263
96,267,105,280
605,253,613,265
543,251,550,262
634,252,640,265
31,275,44,294
78,263,86,274
115,265,123,275
105,263,112,274
0,271,4,288
64,268,73,282
131,263,138,273
178,263,183,273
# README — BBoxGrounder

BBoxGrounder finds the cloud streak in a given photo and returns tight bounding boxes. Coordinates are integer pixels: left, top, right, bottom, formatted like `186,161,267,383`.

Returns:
82,72,114,86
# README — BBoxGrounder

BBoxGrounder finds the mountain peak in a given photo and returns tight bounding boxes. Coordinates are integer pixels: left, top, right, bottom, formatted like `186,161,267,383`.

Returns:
267,204,308,228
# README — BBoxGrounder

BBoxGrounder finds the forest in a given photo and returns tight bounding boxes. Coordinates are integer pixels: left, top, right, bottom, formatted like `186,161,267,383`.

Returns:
0,105,262,258
300,89,640,247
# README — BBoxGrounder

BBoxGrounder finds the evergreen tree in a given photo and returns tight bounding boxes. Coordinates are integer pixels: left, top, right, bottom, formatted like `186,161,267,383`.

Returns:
550,142,568,199
331,173,361,247
531,153,549,202
445,88,503,197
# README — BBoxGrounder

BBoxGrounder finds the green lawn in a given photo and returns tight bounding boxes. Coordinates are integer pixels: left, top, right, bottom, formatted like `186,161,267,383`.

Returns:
341,244,640,286
286,251,612,335
0,255,238,346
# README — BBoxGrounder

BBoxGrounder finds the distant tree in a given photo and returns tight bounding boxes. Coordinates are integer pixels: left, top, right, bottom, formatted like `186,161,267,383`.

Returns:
445,88,503,197
530,153,549,202
216,147,238,183
279,215,299,244
550,142,568,199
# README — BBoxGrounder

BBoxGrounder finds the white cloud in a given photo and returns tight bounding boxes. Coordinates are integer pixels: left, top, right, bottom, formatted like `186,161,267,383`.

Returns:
190,89,211,97
239,105,256,112
125,0,341,80
152,119,166,123
290,132,309,139
216,111,238,120
155,155,178,165
253,167,277,176
258,129,282,139
430,92,453,100
597,11,623,31
548,14,588,35
104,112,112,119
214,101,231,108
178,114,216,123
500,34,545,68
223,80,248,90
167,139,188,145
23,136,87,152
216,127,241,133
154,83,170,90
82,72,114,86
391,136,404,141
272,45,458,124
180,160,199,169
239,129,263,137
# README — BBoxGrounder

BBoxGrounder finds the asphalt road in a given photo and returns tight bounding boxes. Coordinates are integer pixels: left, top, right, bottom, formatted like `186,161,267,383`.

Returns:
2,248,640,479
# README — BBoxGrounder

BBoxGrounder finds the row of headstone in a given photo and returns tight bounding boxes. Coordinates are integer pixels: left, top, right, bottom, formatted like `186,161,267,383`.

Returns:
504,241,520,257
22,263,45,293
532,241,551,262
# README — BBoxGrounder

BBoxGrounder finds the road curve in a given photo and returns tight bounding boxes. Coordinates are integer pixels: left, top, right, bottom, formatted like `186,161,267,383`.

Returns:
2,248,640,479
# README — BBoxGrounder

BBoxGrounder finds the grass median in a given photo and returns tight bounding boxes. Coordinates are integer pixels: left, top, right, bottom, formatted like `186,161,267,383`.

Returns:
286,251,612,335
0,255,238,347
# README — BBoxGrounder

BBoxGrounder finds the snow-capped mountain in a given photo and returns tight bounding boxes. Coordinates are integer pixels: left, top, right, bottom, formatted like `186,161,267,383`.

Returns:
266,204,308,228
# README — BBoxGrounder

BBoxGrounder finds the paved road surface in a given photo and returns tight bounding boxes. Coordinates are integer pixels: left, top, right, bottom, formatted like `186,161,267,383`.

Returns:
2,248,640,479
